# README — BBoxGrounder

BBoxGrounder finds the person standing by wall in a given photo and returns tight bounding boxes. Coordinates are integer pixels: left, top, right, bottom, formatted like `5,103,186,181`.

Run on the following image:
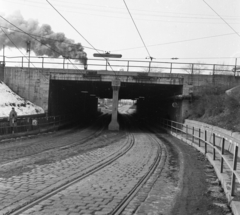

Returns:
9,107,17,133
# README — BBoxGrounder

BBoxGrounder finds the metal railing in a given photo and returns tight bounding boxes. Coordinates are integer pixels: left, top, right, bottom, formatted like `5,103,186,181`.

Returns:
0,114,75,136
0,55,238,76
160,118,240,197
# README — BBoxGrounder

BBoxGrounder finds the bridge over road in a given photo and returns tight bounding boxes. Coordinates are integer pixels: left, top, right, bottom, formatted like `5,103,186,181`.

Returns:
0,58,239,130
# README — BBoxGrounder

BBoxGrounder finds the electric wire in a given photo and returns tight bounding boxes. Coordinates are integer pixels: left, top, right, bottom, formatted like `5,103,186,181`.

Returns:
46,0,117,75
7,0,240,19
0,27,37,68
111,32,238,52
121,56,237,60
4,0,240,24
123,0,152,60
0,15,80,70
203,0,240,38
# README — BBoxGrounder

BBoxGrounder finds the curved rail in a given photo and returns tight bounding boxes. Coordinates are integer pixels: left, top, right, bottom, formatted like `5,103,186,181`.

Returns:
8,133,135,215
0,115,109,168
110,133,165,215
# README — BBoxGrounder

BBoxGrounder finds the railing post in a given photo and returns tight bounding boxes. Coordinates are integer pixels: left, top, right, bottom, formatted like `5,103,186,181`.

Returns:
28,55,30,68
22,57,24,68
199,128,201,147
170,63,172,73
213,133,216,160
234,58,237,77
231,144,238,196
192,126,195,143
220,137,225,173
186,125,188,140
127,61,129,72
42,57,44,69
205,130,207,154
181,124,184,137
212,64,215,84
106,59,108,71
148,61,151,73
212,64,215,75
63,58,65,69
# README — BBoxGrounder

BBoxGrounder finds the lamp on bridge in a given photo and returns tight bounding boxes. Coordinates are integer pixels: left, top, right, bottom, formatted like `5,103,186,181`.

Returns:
93,53,122,58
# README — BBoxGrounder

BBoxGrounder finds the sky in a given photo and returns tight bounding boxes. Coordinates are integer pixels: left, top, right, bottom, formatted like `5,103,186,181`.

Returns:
0,0,240,68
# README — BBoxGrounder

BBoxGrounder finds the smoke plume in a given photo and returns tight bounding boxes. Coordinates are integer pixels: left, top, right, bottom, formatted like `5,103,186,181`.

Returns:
0,11,87,63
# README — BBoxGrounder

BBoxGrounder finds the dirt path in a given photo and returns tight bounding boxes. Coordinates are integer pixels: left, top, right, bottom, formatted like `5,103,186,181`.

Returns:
162,133,232,215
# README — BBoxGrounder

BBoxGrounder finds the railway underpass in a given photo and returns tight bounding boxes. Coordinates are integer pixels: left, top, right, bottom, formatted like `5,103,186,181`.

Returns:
48,78,185,130
0,66,235,215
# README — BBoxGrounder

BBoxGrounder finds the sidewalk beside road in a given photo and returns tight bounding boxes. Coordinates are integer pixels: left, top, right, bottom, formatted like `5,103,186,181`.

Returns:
170,130,240,215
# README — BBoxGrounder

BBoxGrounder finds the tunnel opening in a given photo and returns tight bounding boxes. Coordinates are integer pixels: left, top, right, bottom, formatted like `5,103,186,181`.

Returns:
48,79,184,128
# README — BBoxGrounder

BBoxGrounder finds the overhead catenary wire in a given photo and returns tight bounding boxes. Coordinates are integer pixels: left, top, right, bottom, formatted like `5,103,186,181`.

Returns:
46,0,117,75
4,0,240,25
123,0,153,60
0,27,37,68
120,56,237,60
46,0,102,52
0,15,80,70
7,0,240,20
202,0,240,38
111,32,238,52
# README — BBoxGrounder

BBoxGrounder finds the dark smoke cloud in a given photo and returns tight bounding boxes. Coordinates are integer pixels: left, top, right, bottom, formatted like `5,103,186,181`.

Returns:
0,11,87,63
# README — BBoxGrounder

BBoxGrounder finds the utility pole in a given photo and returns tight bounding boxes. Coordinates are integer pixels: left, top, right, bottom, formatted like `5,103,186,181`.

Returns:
235,58,238,76
26,40,31,68
26,40,31,101
3,44,5,66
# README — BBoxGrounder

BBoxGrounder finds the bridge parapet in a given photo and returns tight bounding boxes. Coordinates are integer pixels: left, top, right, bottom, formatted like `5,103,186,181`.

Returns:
1,56,237,76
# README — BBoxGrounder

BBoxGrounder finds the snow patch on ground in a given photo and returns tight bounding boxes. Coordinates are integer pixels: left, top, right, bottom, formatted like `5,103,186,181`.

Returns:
0,81,44,118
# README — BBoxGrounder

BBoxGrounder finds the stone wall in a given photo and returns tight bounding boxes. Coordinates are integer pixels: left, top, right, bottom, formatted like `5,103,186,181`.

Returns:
4,67,50,112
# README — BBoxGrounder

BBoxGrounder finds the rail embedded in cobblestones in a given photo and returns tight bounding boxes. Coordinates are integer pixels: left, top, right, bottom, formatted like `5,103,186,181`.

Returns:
160,118,240,210
5,133,135,215
111,133,165,215
0,120,106,170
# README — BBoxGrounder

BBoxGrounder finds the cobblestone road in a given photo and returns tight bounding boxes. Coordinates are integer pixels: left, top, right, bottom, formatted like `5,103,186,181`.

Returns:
0,125,102,164
10,133,161,215
0,129,130,215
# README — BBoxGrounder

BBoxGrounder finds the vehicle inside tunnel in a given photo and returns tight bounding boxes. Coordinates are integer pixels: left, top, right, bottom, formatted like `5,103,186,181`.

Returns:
48,79,184,123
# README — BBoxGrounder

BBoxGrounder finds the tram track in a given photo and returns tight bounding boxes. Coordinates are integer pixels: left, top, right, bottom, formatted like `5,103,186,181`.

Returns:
0,115,110,169
7,133,135,215
1,115,177,215
4,129,167,215
111,132,166,215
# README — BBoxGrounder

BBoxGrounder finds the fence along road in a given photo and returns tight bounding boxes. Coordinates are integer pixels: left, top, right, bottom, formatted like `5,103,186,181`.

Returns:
161,118,240,214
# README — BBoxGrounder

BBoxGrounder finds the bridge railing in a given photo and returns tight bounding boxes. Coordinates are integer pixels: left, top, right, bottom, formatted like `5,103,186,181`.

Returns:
160,118,240,197
0,55,238,76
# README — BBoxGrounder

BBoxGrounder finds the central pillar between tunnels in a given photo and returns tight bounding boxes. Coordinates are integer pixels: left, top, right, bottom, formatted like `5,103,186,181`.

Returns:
108,79,121,131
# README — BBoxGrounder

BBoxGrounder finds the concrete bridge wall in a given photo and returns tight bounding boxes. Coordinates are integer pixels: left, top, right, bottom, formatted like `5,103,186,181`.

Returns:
2,67,240,118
